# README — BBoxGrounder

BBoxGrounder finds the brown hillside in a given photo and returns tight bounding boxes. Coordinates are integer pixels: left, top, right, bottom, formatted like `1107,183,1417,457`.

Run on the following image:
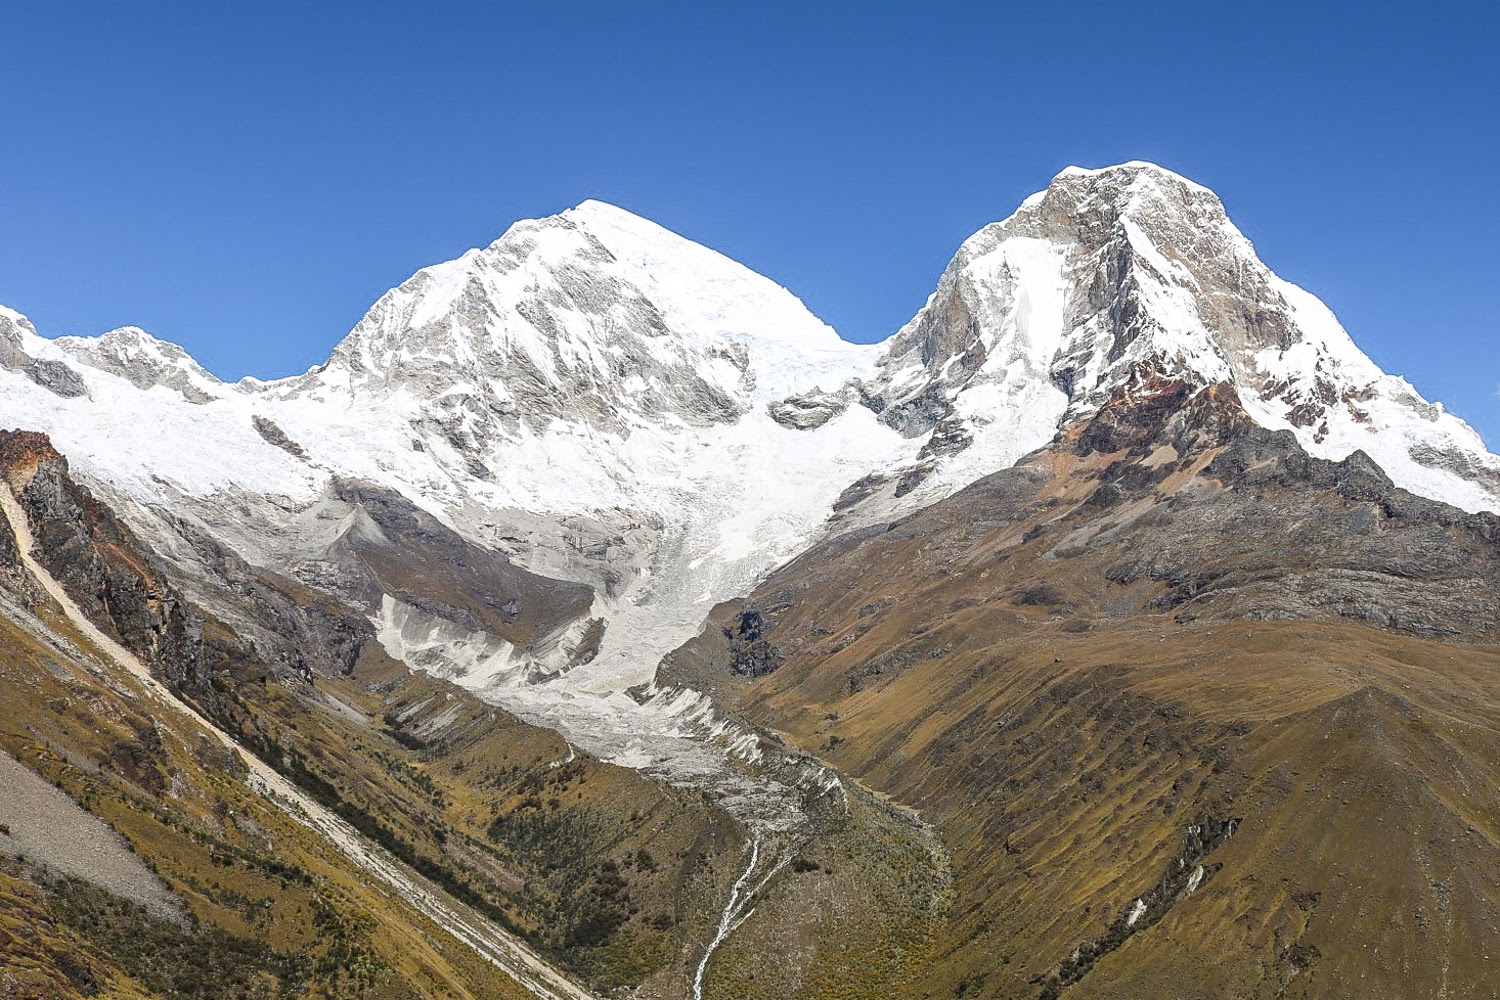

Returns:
663,377,1500,998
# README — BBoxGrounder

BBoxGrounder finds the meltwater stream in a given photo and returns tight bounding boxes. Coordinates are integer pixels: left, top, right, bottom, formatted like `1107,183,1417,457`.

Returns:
691,837,796,1000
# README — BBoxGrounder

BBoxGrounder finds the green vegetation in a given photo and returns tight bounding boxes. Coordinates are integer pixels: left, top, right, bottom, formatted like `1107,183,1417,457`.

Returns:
42,866,313,1000
487,803,630,950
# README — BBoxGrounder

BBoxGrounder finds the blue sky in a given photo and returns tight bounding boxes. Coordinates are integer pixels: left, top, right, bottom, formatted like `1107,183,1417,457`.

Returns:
2,2,1496,442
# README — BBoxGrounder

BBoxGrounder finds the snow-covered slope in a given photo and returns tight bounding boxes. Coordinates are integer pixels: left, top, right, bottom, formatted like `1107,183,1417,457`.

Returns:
0,208,912,711
1,165,1497,787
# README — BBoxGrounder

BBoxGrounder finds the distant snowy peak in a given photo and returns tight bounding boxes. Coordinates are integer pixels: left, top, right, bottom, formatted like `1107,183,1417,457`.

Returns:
867,161,1500,513
55,326,223,402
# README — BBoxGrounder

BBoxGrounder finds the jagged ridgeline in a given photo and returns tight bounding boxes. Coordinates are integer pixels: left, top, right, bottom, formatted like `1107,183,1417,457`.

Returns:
1,163,1498,998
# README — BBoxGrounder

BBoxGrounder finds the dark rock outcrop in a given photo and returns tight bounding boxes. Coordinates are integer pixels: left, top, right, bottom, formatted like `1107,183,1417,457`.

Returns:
1,431,214,701
724,609,784,677
0,430,379,708
251,415,306,457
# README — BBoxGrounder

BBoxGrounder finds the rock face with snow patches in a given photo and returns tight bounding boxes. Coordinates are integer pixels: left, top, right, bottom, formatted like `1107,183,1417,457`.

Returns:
860,163,1500,512
0,162,1496,789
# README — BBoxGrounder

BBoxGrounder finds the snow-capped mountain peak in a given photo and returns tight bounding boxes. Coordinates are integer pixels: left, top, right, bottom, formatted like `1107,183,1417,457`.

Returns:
275,198,877,440
863,161,1500,513
560,199,854,352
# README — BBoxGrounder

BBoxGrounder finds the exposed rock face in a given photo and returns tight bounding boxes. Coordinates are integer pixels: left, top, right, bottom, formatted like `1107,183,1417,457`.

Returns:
250,414,306,457
768,388,852,430
0,429,62,487
0,309,30,371
21,356,89,397
0,434,46,602
3,313,89,398
0,430,377,705
1041,813,1241,993
0,431,213,700
723,609,783,677
318,477,595,655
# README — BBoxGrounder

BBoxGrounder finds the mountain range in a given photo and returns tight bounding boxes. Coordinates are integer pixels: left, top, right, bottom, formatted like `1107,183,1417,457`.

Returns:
1,162,1497,999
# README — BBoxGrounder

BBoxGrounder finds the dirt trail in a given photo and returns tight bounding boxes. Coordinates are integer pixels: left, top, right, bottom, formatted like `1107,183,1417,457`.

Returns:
0,485,596,1000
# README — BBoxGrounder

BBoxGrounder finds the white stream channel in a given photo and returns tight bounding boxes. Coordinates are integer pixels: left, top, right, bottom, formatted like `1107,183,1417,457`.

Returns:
691,837,794,1000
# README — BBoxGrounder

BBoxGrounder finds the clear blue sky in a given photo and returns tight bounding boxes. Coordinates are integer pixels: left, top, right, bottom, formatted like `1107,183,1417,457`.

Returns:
2,2,1496,442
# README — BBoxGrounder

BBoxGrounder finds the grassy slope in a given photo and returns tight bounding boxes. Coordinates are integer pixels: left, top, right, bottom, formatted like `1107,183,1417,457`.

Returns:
0,601,526,1000
205,643,747,993
742,615,1500,998
664,386,1500,998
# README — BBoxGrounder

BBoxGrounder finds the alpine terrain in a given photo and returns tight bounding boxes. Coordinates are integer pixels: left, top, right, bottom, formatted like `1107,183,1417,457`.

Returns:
1,162,1497,999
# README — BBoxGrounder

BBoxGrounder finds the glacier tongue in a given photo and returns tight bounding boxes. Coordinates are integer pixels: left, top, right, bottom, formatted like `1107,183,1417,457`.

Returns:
375,594,836,833
1,167,1498,826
